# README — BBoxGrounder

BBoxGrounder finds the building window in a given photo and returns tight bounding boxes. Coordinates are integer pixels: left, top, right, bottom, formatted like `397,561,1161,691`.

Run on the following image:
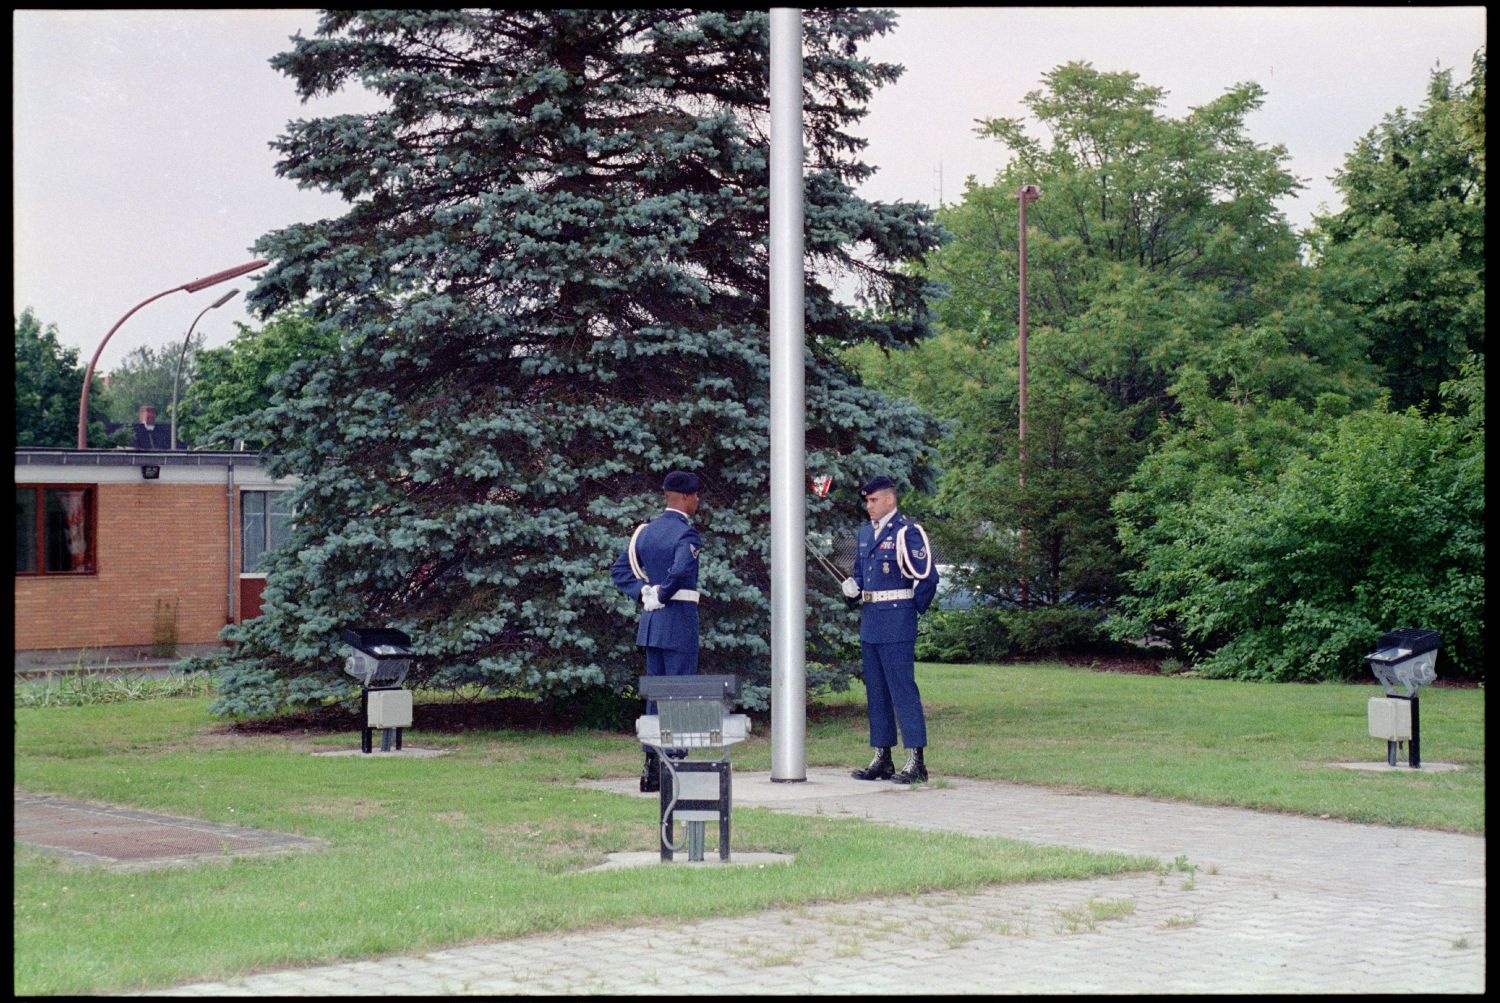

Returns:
15,486,96,575
241,490,294,574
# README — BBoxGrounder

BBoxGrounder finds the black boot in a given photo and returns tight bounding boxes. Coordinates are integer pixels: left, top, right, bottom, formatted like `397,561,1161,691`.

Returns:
640,748,661,793
851,747,895,781
890,747,927,785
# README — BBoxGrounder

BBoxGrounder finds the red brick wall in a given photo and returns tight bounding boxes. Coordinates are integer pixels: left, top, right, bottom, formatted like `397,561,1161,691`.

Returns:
14,482,237,651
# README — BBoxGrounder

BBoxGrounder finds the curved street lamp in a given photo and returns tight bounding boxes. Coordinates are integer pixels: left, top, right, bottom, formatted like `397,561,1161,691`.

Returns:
76,259,268,449
170,288,240,450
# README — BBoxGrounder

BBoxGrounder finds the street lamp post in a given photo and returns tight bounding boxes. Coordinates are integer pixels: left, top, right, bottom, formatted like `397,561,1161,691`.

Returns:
76,259,267,449
1016,184,1041,606
170,288,240,450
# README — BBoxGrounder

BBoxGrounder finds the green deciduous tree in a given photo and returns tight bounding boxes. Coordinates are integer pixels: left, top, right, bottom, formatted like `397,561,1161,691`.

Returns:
1307,51,1486,412
14,309,111,447
97,337,204,430
1106,56,1487,680
201,9,945,717
181,313,341,450
852,62,1378,623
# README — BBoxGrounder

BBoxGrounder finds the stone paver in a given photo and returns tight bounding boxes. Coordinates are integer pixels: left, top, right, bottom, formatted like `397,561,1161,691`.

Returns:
147,768,1484,995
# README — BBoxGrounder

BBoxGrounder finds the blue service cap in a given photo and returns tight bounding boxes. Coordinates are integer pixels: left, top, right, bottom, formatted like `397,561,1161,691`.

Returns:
662,470,701,494
860,475,897,497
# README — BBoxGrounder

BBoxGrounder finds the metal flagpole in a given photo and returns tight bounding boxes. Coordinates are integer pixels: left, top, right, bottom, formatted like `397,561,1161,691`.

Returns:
769,7,807,781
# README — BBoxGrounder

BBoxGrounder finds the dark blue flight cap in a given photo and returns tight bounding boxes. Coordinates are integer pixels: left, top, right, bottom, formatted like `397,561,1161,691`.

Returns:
860,475,897,497
662,470,701,494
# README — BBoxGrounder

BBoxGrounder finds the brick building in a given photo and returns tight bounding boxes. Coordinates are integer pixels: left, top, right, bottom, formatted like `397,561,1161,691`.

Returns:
14,447,297,666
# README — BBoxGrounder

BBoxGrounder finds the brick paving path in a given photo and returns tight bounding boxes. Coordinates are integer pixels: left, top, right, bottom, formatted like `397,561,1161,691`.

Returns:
149,768,1485,995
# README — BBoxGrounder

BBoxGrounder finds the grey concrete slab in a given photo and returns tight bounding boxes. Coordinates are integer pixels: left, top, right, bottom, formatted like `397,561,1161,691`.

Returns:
311,747,449,758
1332,759,1464,772
587,850,795,871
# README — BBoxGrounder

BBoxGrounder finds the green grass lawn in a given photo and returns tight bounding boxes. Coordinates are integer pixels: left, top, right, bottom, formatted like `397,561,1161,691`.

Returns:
787,663,1485,834
13,662,1483,994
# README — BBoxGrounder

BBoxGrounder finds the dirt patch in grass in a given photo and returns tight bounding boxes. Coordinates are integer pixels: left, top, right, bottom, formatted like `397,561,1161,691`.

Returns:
297,796,385,819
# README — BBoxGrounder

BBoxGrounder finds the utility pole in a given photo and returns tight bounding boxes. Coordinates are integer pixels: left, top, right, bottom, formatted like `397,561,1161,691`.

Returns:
1016,184,1041,607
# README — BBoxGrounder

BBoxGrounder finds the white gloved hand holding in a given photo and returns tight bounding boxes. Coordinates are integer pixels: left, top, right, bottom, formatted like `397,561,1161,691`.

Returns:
640,584,665,611
841,577,860,599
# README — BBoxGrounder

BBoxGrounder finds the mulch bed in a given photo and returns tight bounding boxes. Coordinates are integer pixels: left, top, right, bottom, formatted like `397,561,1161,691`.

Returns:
226,696,608,736
1034,654,1165,675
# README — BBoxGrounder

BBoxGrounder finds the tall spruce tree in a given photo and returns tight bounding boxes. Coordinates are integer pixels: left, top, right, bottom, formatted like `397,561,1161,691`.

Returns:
205,9,944,716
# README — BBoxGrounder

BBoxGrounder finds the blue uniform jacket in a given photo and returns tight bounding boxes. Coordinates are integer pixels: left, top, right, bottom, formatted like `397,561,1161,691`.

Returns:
853,511,939,645
610,510,701,653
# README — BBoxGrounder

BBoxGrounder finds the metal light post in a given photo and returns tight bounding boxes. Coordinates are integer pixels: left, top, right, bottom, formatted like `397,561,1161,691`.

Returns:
170,288,240,450
1016,184,1040,606
76,259,268,449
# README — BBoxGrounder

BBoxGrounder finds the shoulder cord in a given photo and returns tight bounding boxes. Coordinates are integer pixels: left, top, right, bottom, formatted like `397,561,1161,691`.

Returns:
627,523,649,581
895,522,934,581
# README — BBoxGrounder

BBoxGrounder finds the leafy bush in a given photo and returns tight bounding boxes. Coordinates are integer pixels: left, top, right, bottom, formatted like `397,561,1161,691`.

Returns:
917,609,1013,663
1001,606,1108,654
917,605,1107,663
1114,394,1484,682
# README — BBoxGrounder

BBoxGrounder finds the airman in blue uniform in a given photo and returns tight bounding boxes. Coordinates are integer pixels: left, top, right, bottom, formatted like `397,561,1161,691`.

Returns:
839,475,939,784
610,470,703,791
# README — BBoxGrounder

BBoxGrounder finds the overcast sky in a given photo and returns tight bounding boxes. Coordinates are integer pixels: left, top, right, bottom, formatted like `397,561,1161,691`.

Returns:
12,7,1487,373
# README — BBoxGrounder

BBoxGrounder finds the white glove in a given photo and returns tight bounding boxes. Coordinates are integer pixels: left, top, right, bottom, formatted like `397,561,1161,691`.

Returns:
640,585,665,611
841,577,860,599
